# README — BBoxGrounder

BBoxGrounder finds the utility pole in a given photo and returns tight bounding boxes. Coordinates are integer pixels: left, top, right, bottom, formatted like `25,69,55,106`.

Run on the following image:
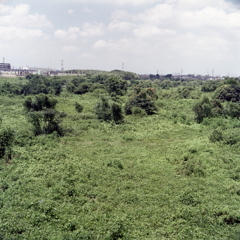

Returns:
61,60,64,72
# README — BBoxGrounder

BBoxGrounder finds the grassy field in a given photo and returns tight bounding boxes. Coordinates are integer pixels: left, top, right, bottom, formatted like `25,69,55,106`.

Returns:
1,77,240,239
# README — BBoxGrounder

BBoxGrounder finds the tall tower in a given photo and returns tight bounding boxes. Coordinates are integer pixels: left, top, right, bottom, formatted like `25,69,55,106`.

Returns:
122,63,124,71
3,57,5,63
61,60,64,72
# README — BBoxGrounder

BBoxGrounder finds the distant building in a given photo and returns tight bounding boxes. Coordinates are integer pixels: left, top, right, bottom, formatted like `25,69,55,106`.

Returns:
0,63,11,71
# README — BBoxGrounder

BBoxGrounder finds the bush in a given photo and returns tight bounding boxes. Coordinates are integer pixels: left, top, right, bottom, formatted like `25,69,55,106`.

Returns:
223,131,240,145
22,75,62,95
214,84,240,102
192,97,213,123
125,87,157,115
75,102,83,113
131,107,147,116
111,102,124,124
104,75,127,96
95,96,124,123
226,102,240,119
209,129,223,143
23,93,58,112
24,94,66,136
0,127,15,160
74,82,92,95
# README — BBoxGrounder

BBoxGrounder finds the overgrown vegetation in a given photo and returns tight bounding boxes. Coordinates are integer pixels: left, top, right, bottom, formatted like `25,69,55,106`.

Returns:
1,73,240,239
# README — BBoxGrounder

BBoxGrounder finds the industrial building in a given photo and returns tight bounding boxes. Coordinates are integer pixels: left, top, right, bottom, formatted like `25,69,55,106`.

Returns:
0,63,11,71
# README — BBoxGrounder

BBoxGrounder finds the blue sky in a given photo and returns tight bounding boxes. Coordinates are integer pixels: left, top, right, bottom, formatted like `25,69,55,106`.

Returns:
1,0,240,76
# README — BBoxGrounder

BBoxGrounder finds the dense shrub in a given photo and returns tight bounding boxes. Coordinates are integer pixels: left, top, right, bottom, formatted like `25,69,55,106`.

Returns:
95,96,124,123
194,96,240,123
23,93,57,112
0,127,15,160
74,82,92,95
0,82,22,95
214,84,240,102
23,94,66,135
125,87,157,115
131,107,147,116
104,75,127,96
75,102,83,113
22,75,62,95
177,86,194,99
192,97,213,123
226,102,240,119
209,129,223,143
201,81,219,92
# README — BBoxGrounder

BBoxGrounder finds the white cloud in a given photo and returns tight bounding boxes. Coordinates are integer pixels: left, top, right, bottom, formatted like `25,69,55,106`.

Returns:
73,0,161,5
83,7,93,13
55,23,104,40
63,45,79,51
54,27,80,40
0,26,45,39
133,25,177,39
108,20,136,32
93,39,107,48
0,3,52,28
79,53,93,59
80,23,104,37
2,0,240,75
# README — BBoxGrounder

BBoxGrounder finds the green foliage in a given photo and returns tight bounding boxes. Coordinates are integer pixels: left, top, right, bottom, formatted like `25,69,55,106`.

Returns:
23,93,58,112
125,87,158,115
104,75,127,96
23,94,66,135
0,82,22,95
209,129,223,143
91,73,109,84
111,102,124,124
131,107,147,116
177,86,194,99
201,81,219,92
226,102,240,119
95,96,124,123
223,129,240,145
74,82,92,95
66,82,76,93
75,102,83,113
192,97,213,123
0,127,15,160
214,84,240,102
3,76,240,239
160,80,173,89
95,96,112,121
22,75,62,95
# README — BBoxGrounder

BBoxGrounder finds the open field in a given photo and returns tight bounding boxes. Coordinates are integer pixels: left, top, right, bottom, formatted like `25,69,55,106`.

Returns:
1,75,240,239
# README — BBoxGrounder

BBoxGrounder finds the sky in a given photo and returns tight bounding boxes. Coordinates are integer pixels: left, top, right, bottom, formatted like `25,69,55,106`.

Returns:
0,0,240,76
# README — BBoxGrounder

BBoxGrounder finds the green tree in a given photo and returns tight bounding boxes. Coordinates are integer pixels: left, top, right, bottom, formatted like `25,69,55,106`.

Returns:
214,84,240,102
75,102,83,113
0,119,15,160
74,82,92,95
95,96,124,123
125,87,158,115
192,97,213,123
95,96,112,121
23,94,66,135
104,76,127,96
226,102,240,119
